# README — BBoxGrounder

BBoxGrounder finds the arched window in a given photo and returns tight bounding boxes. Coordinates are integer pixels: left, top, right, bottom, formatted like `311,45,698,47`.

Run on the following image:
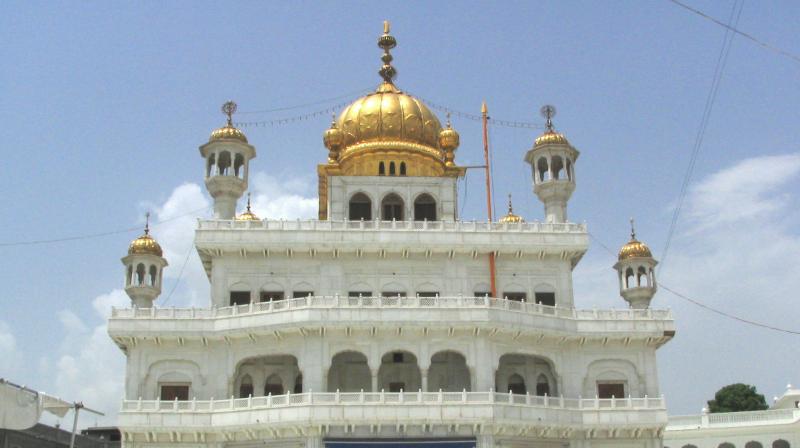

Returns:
681,445,699,448
414,194,437,221
349,193,372,221
206,154,216,177
218,151,231,176
536,374,550,396
551,156,564,180
148,265,157,286
625,267,635,289
239,374,254,398
379,162,385,176
773,440,790,448
389,162,396,176
637,266,648,287
507,374,526,394
294,374,303,393
265,374,283,396
136,263,146,286
537,157,549,182
745,442,763,448
400,162,407,176
234,153,245,178
381,193,404,221
718,443,735,448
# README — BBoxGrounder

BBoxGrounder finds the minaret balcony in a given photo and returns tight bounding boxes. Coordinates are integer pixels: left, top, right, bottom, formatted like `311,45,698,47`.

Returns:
117,390,667,444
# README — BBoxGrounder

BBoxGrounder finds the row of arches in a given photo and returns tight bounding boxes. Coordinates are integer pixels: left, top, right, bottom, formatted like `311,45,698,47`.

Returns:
622,265,655,289
668,442,790,448
205,151,246,179
349,192,436,221
231,351,558,398
534,155,574,184
126,262,162,288
378,161,407,176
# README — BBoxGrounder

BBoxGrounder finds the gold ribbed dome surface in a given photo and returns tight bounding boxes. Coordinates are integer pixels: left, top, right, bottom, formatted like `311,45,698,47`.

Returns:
337,82,443,158
534,130,569,147
618,239,652,260
210,125,248,143
128,234,163,257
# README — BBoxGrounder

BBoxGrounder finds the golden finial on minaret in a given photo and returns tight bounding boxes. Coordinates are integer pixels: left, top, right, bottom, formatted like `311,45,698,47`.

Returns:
144,212,151,235
377,20,398,84
499,194,524,223
630,217,636,240
236,192,261,221
541,104,556,132
222,100,237,127
507,194,514,214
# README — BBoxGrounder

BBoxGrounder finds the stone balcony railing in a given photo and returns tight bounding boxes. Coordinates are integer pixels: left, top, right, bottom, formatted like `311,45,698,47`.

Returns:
666,408,800,430
119,390,667,430
109,296,674,341
197,219,588,233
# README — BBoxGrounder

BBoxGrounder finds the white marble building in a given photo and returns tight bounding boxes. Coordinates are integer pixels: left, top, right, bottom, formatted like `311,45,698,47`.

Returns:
108,23,675,448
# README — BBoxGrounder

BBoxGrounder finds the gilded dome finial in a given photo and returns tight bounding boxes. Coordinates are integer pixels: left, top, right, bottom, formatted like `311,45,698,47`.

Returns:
222,100,237,126
377,20,397,84
630,217,636,240
144,212,151,235
507,194,514,214
540,104,556,132
499,193,524,223
236,192,261,221
246,192,253,213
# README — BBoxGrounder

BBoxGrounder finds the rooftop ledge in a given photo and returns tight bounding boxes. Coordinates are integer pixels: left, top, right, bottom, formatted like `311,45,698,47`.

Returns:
666,408,800,431
197,219,588,234
108,296,674,344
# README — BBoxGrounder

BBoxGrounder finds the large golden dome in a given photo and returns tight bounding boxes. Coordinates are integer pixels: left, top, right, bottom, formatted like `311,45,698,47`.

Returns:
323,22,461,178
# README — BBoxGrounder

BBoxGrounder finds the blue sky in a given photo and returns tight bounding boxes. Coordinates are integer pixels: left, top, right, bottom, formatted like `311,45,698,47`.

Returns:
1,1,799,426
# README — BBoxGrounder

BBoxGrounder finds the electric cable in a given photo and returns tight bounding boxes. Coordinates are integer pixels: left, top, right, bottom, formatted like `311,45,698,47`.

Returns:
237,88,372,115
668,0,800,65
660,0,742,271
0,206,212,248
160,242,195,306
587,232,800,335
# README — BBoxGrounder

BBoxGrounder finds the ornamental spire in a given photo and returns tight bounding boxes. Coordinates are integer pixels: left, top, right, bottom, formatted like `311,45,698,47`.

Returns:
630,217,636,240
144,212,151,236
222,100,237,127
377,20,397,84
541,104,556,132
246,192,253,213
507,194,514,215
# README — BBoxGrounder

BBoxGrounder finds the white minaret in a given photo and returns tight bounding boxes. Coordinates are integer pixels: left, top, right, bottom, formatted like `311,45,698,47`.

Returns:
524,105,579,223
122,214,168,308
614,219,658,309
199,101,256,219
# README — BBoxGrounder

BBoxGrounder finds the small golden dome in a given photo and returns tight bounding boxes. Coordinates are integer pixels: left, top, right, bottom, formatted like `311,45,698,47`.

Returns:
323,118,344,151
235,193,260,221
534,130,569,147
439,115,460,152
128,215,163,257
618,219,652,260
499,194,524,223
209,101,248,143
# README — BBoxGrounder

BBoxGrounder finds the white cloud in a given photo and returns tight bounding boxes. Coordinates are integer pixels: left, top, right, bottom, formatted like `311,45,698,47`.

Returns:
0,321,22,379
250,172,317,219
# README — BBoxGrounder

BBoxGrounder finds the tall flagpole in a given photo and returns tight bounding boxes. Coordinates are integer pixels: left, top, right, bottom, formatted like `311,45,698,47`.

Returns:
482,101,497,299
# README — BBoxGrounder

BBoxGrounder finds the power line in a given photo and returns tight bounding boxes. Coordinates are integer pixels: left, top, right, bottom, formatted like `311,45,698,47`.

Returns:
660,0,742,271
160,242,195,306
0,206,211,248
237,88,372,115
587,232,800,335
668,0,800,65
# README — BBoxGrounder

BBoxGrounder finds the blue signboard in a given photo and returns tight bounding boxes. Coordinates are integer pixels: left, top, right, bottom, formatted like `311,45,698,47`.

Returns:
326,439,476,448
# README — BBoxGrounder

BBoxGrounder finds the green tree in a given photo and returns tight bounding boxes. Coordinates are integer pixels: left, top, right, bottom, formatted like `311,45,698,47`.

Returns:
707,383,768,413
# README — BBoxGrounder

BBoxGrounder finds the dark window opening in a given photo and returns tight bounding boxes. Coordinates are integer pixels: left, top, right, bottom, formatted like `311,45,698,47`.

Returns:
389,162,396,176
507,374,526,394
265,380,284,396
417,292,439,298
160,385,189,401
474,291,491,298
294,375,303,394
382,291,407,298
260,291,284,302
292,291,314,298
503,292,527,302
379,162,385,176
349,193,372,221
399,162,407,176
536,381,550,396
381,193,404,220
534,292,555,306
392,352,405,363
389,382,405,392
239,383,254,398
348,291,373,298
597,383,625,399
414,193,437,221
229,291,250,306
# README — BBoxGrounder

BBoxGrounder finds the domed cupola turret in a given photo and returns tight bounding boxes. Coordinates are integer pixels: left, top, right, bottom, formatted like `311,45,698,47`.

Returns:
235,192,261,221
613,219,658,309
321,22,464,179
200,101,257,219
122,214,168,308
524,105,579,223
498,194,524,224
